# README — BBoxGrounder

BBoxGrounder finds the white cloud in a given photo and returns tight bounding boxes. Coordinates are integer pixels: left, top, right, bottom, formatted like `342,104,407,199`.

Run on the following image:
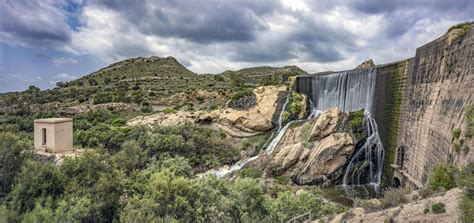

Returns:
5,0,471,77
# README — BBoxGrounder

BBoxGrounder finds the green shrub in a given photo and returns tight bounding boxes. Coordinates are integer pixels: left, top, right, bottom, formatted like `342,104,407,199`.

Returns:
454,142,461,153
163,107,178,114
463,145,470,155
447,21,473,32
379,187,410,209
111,118,126,127
423,208,430,214
141,105,153,113
92,92,113,104
281,111,290,123
228,89,256,109
419,188,434,199
290,102,301,114
350,109,365,128
466,105,474,138
427,165,457,191
431,202,446,214
239,168,263,179
274,175,290,185
452,128,462,141
458,163,474,222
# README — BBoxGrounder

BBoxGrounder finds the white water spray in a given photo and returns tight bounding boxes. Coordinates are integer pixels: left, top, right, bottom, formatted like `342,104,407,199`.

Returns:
342,110,384,190
213,93,294,177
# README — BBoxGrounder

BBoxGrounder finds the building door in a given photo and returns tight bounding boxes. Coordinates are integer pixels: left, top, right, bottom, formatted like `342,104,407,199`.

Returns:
42,128,47,146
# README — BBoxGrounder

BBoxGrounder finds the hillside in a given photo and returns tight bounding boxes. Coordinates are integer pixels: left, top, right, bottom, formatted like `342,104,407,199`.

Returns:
0,56,306,122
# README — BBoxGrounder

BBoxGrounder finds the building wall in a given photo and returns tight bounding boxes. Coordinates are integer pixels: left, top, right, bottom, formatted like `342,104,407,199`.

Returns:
53,121,73,153
34,123,56,151
396,27,474,184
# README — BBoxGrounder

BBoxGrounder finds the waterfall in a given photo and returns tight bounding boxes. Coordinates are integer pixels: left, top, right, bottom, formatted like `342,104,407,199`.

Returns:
298,68,377,113
299,68,384,190
342,110,384,190
213,93,293,177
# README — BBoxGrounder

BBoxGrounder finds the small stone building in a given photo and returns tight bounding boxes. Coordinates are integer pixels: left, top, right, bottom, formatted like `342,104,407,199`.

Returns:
34,118,73,153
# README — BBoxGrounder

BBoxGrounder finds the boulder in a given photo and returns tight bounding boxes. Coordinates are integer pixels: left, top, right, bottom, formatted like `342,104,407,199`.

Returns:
254,109,356,186
355,59,375,69
309,107,347,141
296,133,354,185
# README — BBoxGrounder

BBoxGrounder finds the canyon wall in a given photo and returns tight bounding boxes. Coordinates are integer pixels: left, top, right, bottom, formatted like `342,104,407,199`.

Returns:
394,27,474,188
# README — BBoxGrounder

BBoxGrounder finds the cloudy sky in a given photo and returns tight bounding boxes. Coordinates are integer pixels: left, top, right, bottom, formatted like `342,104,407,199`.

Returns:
1,0,473,92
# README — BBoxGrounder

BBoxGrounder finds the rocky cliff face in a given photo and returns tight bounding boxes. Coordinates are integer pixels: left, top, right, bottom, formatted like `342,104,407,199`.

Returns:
251,108,366,185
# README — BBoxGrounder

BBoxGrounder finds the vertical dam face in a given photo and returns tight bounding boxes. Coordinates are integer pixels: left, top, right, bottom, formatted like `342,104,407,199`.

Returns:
296,68,377,113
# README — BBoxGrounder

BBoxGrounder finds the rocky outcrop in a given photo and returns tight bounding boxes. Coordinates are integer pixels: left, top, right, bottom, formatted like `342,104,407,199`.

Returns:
127,86,288,138
355,59,375,69
326,188,463,223
253,108,358,185
198,86,287,137
309,108,347,141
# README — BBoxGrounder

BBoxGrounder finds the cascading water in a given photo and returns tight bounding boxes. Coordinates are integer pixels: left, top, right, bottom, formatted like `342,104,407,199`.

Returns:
213,93,293,177
342,110,384,190
298,68,384,191
298,68,377,113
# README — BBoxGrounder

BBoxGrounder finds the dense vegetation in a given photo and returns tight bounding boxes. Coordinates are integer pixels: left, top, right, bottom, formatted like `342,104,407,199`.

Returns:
0,128,345,222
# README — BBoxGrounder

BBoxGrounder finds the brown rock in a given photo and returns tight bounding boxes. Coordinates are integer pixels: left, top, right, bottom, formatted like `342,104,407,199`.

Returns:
309,107,346,141
296,133,354,184
355,59,375,69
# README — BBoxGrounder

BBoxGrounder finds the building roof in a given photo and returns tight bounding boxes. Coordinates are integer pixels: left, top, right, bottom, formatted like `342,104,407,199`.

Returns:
34,118,73,124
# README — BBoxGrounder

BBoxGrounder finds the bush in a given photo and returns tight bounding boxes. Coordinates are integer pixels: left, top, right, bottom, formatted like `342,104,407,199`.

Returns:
447,21,473,32
379,187,410,209
228,89,256,109
466,105,474,138
350,109,365,128
281,111,290,123
290,102,301,114
163,107,178,114
431,202,446,214
111,118,126,127
458,163,474,222
274,175,290,185
427,165,457,191
452,128,462,141
92,92,113,105
239,168,263,179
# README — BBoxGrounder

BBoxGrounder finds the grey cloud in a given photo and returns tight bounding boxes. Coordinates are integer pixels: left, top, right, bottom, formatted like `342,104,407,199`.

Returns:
94,0,279,43
0,0,72,48
230,11,356,63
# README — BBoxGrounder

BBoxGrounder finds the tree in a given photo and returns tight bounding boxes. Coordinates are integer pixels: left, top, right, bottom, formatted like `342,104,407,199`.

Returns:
114,140,148,173
231,178,268,221
9,160,65,214
0,133,33,196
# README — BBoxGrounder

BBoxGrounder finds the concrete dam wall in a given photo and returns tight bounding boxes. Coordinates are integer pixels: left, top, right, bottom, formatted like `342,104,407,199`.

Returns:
295,27,474,188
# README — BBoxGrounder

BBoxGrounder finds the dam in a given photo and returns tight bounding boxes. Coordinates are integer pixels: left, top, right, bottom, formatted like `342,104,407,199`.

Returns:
295,27,474,188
